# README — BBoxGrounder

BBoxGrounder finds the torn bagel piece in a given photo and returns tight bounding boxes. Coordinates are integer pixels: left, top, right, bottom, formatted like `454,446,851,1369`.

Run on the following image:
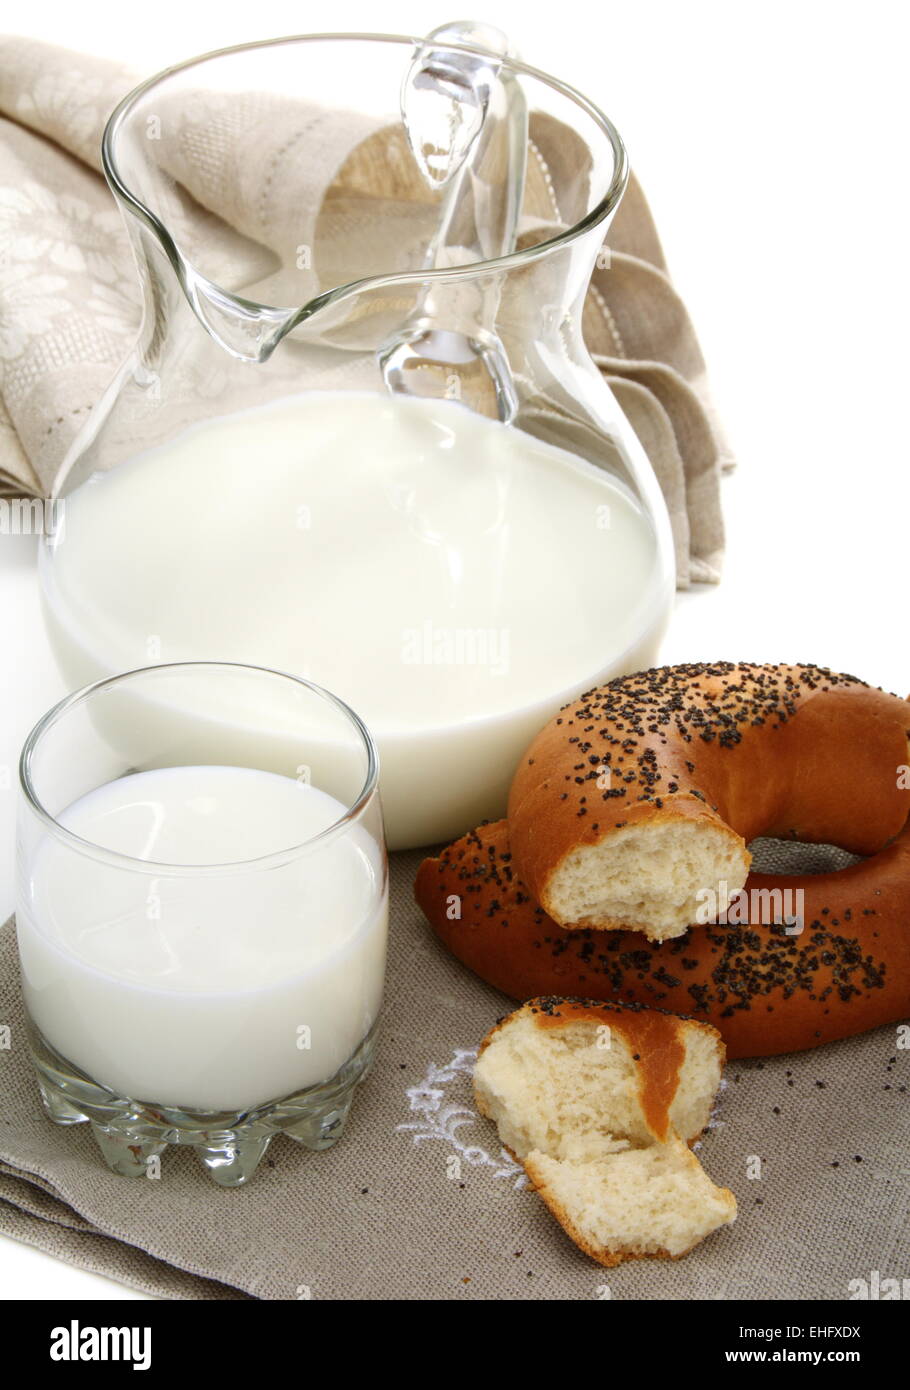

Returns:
473,998,737,1266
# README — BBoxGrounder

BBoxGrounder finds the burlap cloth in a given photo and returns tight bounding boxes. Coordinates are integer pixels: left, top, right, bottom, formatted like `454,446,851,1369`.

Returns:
0,836,908,1301
0,36,729,586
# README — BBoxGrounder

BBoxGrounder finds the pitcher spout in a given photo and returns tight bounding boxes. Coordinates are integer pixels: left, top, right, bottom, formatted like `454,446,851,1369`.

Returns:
101,31,627,376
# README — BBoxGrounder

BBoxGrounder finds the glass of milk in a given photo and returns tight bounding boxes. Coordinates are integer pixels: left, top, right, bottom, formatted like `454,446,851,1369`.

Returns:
15,663,387,1187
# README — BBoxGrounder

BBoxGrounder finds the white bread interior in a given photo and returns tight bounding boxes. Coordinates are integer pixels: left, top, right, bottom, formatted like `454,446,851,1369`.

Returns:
524,1139,736,1261
544,818,750,940
474,1005,737,1265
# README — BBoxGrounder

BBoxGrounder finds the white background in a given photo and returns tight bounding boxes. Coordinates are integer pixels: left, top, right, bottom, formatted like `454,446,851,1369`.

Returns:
1,0,907,1298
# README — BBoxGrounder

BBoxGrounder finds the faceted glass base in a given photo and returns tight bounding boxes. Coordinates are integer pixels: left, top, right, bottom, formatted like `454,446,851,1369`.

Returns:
26,1020,377,1187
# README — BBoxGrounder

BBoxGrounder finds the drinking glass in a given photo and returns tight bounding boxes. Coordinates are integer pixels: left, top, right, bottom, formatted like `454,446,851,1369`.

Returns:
16,662,387,1186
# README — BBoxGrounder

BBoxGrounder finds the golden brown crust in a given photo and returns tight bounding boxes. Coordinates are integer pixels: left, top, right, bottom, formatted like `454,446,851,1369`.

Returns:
507,662,910,928
416,818,910,1059
498,996,722,1143
475,999,718,1150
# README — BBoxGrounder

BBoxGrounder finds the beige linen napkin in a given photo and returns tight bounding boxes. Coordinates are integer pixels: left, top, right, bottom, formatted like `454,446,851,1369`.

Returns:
0,36,728,586
0,839,907,1300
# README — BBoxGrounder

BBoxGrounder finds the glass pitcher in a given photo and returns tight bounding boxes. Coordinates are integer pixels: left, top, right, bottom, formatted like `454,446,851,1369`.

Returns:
39,27,675,850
